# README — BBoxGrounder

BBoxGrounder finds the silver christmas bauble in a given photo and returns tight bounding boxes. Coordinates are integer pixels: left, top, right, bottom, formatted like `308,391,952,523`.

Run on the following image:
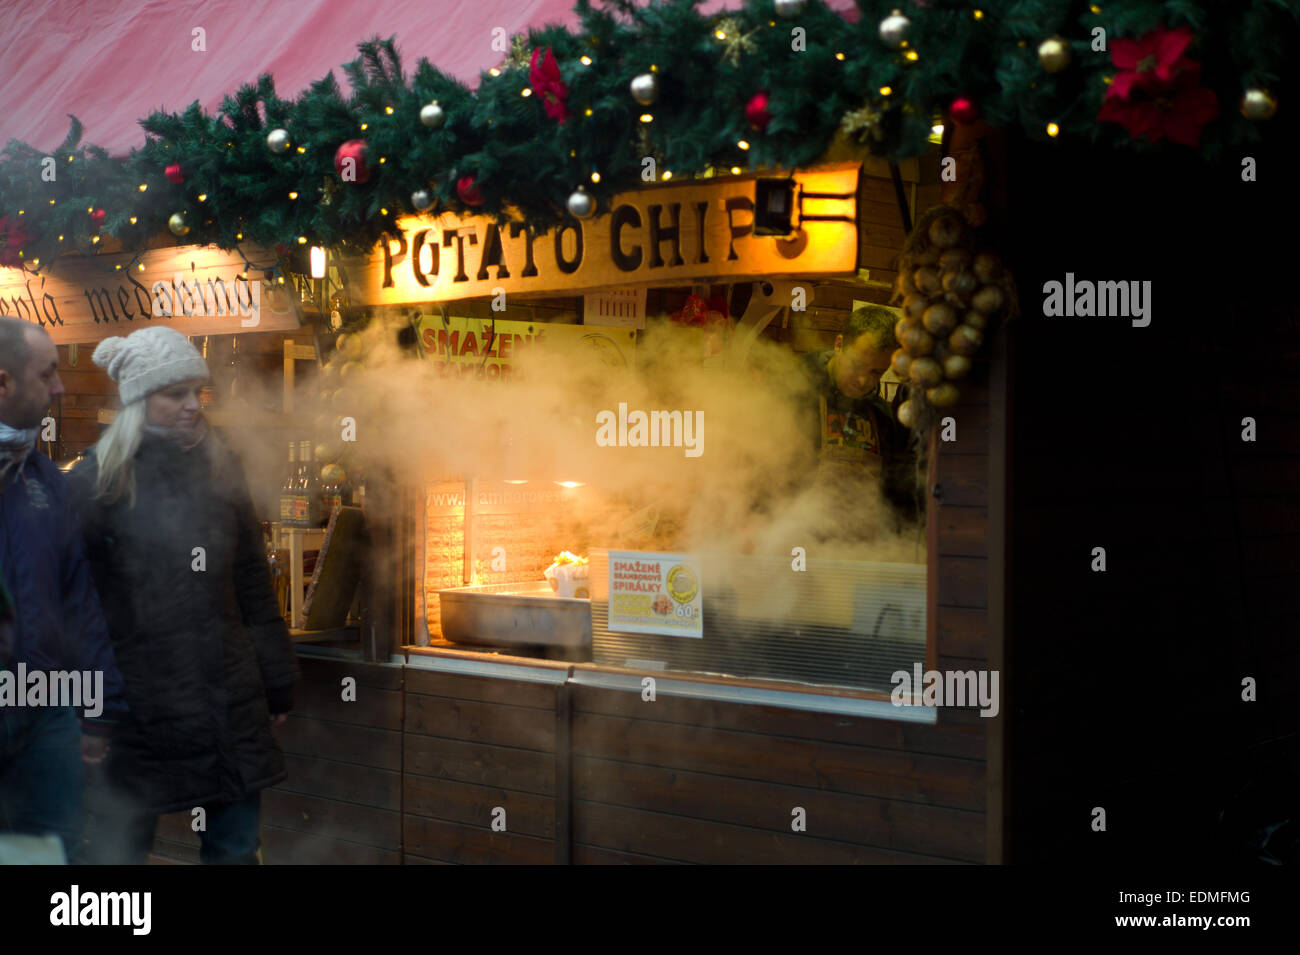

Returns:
567,189,596,220
266,128,291,154
630,72,659,106
168,212,190,236
774,0,806,17
420,101,446,129
878,11,911,49
411,189,435,212
329,309,343,330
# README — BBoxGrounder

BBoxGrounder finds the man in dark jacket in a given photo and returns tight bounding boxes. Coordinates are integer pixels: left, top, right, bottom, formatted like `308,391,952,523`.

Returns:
0,317,128,863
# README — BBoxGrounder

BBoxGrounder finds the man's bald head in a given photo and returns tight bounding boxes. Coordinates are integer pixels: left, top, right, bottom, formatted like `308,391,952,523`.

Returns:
0,317,37,376
0,318,62,430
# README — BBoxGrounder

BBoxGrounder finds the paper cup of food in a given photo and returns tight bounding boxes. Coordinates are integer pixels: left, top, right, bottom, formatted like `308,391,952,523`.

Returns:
544,551,590,599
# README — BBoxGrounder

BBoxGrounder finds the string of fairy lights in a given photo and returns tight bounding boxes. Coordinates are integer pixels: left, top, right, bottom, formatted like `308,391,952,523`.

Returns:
0,0,1291,275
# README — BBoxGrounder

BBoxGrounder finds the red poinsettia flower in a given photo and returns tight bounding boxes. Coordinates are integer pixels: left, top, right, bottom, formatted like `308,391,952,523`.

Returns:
1106,23,1196,101
1098,62,1219,147
0,215,33,268
529,46,569,124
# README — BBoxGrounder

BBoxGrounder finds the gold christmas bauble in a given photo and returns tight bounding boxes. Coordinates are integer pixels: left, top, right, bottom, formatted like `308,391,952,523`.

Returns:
320,463,347,485
168,212,190,236
962,310,989,331
339,360,364,381
1037,36,1071,73
1240,88,1278,121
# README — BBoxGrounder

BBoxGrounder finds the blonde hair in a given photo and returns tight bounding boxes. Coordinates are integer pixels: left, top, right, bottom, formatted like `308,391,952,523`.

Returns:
92,401,147,507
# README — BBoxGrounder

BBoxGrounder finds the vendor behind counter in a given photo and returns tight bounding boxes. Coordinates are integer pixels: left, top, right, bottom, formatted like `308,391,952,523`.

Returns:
799,305,922,524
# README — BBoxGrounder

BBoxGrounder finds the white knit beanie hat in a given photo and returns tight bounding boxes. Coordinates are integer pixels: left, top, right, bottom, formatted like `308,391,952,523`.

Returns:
92,327,210,405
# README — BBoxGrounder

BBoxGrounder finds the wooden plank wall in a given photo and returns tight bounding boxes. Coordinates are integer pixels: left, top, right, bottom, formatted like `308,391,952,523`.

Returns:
401,667,561,864
50,345,115,457
569,687,985,864
261,657,403,863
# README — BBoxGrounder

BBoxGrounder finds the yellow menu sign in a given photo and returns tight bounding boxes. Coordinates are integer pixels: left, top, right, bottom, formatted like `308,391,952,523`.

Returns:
413,314,636,381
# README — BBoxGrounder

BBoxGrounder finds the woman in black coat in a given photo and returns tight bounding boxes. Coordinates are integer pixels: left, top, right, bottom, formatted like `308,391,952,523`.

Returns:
68,327,298,864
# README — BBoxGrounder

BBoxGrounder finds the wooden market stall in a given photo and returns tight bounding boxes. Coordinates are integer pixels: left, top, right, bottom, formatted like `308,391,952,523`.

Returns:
134,151,1009,866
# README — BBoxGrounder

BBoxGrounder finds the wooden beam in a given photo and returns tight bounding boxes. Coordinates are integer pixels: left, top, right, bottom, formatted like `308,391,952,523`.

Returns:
985,320,1011,864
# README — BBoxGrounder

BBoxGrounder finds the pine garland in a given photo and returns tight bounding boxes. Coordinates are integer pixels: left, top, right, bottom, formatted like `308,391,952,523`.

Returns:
0,0,1295,272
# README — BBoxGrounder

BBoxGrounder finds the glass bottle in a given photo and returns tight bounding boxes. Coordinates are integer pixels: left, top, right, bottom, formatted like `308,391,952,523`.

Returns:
199,337,216,410
278,441,298,525
300,440,322,526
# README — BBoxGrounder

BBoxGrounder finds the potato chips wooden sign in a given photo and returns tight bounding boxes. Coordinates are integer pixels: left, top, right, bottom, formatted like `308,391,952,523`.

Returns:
359,164,860,305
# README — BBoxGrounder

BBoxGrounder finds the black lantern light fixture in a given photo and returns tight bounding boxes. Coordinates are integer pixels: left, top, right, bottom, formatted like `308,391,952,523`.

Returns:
752,177,797,236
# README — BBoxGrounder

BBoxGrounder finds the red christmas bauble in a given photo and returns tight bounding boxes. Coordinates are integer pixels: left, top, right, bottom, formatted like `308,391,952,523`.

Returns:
745,91,772,131
457,175,484,206
164,163,185,184
89,208,107,228
334,139,370,183
950,97,979,125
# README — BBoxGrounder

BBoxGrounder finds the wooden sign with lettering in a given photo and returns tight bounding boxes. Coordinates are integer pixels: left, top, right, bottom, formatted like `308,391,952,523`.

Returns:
0,244,302,344
414,314,637,381
359,163,860,305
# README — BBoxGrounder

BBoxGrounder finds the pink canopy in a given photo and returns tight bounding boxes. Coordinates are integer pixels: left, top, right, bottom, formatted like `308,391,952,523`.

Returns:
2,0,858,156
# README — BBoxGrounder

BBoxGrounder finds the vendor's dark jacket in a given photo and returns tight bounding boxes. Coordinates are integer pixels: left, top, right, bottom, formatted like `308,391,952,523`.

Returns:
67,429,298,814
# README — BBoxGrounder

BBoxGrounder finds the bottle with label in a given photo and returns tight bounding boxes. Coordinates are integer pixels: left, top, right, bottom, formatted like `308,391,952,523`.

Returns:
277,441,299,525
198,337,216,410
300,440,322,527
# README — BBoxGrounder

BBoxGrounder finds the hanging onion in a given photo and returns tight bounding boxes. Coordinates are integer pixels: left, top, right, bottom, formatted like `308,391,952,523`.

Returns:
896,399,917,429
972,251,1003,284
926,383,961,407
942,354,972,380
908,356,943,388
890,347,912,378
972,284,1006,315
948,324,984,356
922,302,958,336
